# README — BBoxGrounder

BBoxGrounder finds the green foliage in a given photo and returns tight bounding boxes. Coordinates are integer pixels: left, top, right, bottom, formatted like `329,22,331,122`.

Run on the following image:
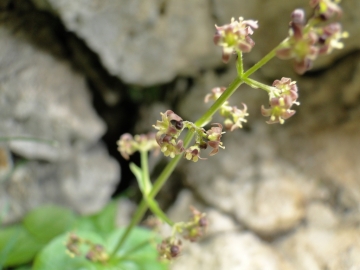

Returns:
22,205,77,244
0,205,75,268
33,228,167,270
0,202,167,270
0,225,43,267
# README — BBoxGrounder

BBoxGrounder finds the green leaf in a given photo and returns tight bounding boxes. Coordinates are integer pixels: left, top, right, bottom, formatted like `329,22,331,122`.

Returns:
108,227,168,270
33,230,107,270
22,205,77,244
129,163,145,193
13,266,32,270
77,200,118,235
33,228,168,270
0,225,43,267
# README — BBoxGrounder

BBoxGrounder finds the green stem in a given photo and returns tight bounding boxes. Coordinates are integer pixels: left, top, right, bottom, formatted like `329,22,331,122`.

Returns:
195,76,243,127
111,154,183,256
236,51,244,76
145,197,174,226
242,77,274,93
140,150,151,194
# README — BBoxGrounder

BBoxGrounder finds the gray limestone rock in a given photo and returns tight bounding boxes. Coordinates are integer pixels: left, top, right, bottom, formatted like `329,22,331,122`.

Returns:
32,0,359,85
32,0,218,86
0,26,120,223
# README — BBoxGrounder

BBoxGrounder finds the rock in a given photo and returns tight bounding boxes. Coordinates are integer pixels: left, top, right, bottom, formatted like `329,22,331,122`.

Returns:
276,224,360,270
167,190,239,235
172,232,294,270
0,26,120,223
32,0,218,86
32,0,360,85
167,192,293,270
180,123,310,237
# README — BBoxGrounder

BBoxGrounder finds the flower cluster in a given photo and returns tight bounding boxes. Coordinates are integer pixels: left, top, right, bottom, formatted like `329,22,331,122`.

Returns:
310,0,342,20
157,207,208,261
214,17,258,62
181,206,208,242
205,87,249,131
152,110,225,162
276,1,348,74
65,233,109,263
117,132,159,160
261,77,299,124
158,238,182,261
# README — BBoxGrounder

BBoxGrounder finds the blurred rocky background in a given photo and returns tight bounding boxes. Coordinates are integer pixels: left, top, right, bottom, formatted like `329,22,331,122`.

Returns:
1,0,360,269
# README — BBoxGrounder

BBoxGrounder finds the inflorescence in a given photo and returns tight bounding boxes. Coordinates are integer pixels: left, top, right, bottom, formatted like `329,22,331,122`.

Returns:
115,0,348,262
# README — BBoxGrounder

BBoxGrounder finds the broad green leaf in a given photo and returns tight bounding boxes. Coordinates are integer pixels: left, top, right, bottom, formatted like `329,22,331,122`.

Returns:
85,200,118,235
13,266,32,270
22,205,76,243
34,228,168,270
107,227,168,270
33,231,107,270
0,225,43,267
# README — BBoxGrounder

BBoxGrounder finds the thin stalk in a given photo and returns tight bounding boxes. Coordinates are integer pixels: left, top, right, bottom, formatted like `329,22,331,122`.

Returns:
242,77,274,93
111,154,183,256
236,51,244,76
145,197,174,226
140,150,151,193
195,76,243,127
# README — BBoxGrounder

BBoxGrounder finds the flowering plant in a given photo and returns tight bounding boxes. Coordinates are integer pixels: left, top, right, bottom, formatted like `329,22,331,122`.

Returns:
14,1,345,268
112,0,348,263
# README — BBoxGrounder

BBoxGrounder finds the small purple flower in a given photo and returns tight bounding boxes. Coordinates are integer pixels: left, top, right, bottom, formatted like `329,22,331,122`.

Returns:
153,110,184,140
317,23,349,55
204,87,226,103
117,133,135,160
261,78,299,124
206,123,225,156
184,145,205,162
276,9,319,74
157,135,184,158
224,103,249,131
214,17,258,63
310,0,343,20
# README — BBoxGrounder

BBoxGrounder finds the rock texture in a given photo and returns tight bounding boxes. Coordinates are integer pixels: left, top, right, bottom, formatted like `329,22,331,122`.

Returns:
32,0,218,86
0,26,119,223
32,0,359,85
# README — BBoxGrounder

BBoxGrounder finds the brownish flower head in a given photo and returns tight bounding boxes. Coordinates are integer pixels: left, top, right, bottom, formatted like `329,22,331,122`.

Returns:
85,245,109,263
316,22,348,55
65,233,82,257
309,0,342,20
206,123,225,156
157,135,184,158
276,9,319,74
158,238,182,261
117,132,159,160
214,17,258,63
224,103,249,131
261,77,299,124
184,145,206,162
204,87,226,103
153,110,184,139
182,206,208,242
